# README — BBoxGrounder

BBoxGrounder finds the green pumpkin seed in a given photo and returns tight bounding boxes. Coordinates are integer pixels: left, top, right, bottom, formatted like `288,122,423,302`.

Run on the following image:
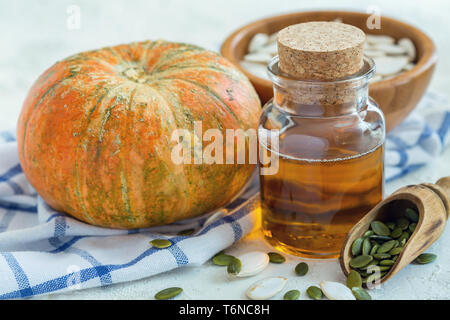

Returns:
409,223,417,233
362,238,372,256
370,244,380,255
150,239,172,248
399,238,407,247
369,235,392,242
405,208,419,222
415,253,437,264
363,230,374,237
295,262,309,276
393,255,398,262
386,221,396,230
154,287,183,300
177,229,195,236
268,252,286,264
359,260,379,270
377,240,397,254
351,238,363,256
398,231,410,242
366,271,387,283
389,247,403,255
212,254,236,266
378,266,392,271
397,217,409,230
351,287,372,300
370,221,391,236
227,257,242,275
380,259,395,266
390,227,403,239
373,253,391,260
346,270,362,288
349,255,373,268
306,286,323,300
283,289,300,300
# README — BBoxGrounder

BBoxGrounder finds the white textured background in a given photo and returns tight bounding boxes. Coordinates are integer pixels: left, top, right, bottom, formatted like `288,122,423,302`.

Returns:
1,0,449,299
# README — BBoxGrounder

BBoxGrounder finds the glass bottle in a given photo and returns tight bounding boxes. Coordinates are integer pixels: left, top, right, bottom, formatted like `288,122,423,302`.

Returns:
258,55,385,259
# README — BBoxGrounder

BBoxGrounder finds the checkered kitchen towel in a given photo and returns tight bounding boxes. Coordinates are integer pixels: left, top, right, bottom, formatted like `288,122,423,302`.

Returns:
0,92,448,299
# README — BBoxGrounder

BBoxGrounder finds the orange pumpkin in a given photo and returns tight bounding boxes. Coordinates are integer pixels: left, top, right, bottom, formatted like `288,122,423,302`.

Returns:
17,40,261,229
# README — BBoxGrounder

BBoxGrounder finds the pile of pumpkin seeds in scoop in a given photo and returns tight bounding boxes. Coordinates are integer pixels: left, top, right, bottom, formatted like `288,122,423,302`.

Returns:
349,207,437,284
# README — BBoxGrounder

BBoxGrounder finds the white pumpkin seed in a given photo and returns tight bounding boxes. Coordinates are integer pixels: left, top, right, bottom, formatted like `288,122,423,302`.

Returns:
246,276,287,300
319,281,356,300
233,251,269,277
403,63,415,71
258,42,278,56
398,38,416,61
243,52,273,64
366,34,395,45
240,61,269,79
375,43,407,56
365,49,386,58
268,32,278,44
248,33,269,52
374,56,409,76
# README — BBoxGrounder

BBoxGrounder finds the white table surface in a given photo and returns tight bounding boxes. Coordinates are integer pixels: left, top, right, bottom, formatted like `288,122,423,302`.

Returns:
1,0,449,300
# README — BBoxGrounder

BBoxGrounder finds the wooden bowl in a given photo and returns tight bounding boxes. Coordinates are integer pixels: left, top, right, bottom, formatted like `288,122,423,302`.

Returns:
221,11,437,132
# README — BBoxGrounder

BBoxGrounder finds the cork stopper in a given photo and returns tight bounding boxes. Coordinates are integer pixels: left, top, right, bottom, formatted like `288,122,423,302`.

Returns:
277,22,366,80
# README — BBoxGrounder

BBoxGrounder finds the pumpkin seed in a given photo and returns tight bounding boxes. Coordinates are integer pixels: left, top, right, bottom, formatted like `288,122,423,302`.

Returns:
370,244,380,255
398,231,410,242
306,286,323,300
227,257,242,275
405,208,419,222
295,262,309,276
246,276,287,300
389,247,403,255
397,217,409,230
415,253,437,264
283,289,300,300
359,260,379,270
363,230,374,237
373,253,391,260
399,238,407,247
378,266,392,271
377,240,397,254
409,223,417,233
366,271,384,283
235,252,269,277
369,235,392,242
349,255,373,268
362,238,372,256
351,287,372,300
351,238,363,256
390,227,403,239
386,221,396,230
380,259,395,266
320,281,356,300
268,252,286,264
150,239,172,248
212,254,235,266
178,228,195,236
370,221,391,236
346,270,362,288
154,287,183,300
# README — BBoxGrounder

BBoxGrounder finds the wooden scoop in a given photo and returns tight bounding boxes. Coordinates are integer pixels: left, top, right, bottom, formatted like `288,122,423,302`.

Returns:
340,176,450,285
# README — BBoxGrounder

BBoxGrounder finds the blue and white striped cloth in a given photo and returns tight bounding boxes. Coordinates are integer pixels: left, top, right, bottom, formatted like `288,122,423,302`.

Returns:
0,92,448,299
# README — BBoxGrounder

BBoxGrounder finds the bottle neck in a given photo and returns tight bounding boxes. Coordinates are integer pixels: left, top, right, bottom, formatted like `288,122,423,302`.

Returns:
268,56,374,117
